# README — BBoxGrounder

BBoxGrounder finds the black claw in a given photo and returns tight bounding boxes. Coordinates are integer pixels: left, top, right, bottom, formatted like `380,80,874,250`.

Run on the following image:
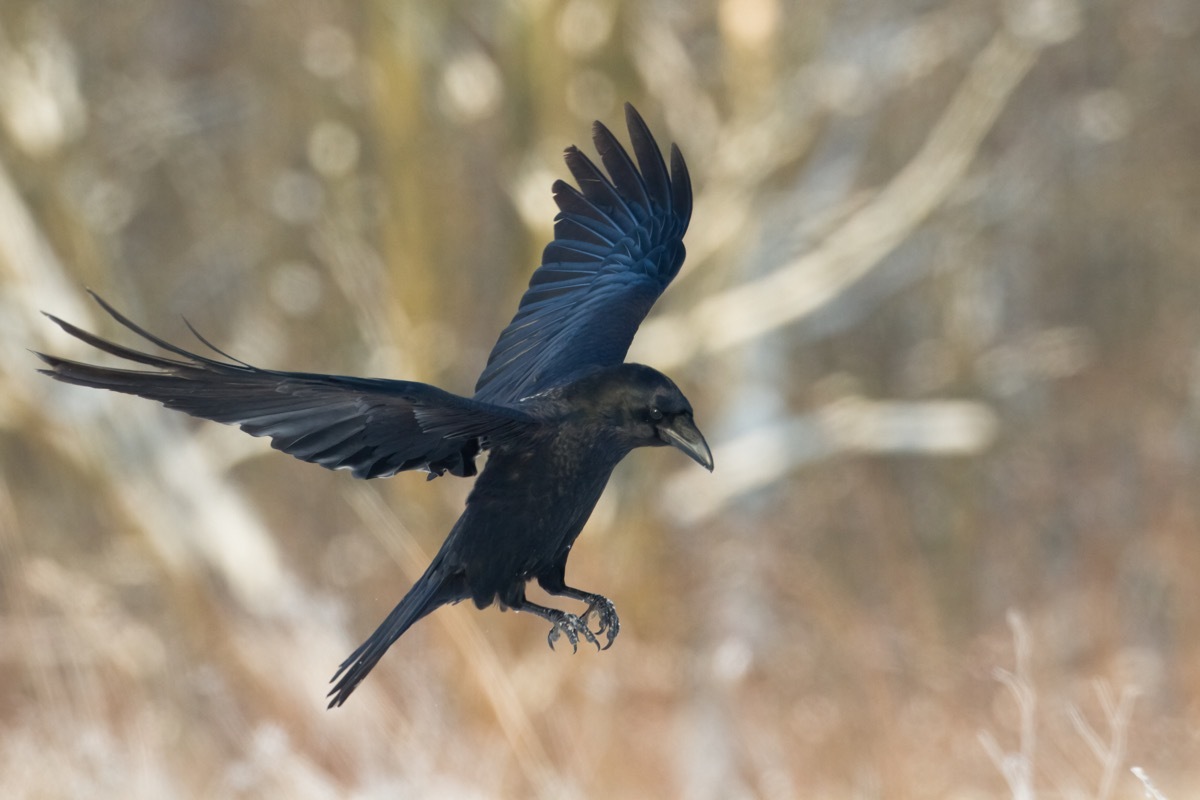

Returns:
581,595,620,650
546,612,603,653
581,624,601,652
547,619,577,652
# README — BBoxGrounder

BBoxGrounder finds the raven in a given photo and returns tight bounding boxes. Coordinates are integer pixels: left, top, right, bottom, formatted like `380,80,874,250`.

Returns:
36,104,711,708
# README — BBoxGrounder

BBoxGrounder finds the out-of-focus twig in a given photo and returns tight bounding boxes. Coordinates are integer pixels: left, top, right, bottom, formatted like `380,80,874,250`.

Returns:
636,14,1070,369
663,397,997,523
979,610,1037,800
1131,766,1170,800
0,155,89,327
1067,681,1140,800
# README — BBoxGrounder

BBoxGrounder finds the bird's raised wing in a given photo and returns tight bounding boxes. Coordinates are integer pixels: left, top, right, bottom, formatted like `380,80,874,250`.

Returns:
37,293,536,480
473,103,692,403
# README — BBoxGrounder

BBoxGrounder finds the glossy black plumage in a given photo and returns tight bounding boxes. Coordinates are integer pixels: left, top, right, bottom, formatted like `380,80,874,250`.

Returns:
36,104,711,708
474,108,691,402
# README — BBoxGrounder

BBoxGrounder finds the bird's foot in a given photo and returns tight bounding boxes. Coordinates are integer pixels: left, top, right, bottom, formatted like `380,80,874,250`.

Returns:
581,594,620,650
546,611,601,653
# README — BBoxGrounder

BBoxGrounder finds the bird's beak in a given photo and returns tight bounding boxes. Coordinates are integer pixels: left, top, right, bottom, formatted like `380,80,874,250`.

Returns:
659,415,714,472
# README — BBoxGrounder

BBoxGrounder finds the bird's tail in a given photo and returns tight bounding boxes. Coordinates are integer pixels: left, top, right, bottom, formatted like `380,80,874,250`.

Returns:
327,556,464,708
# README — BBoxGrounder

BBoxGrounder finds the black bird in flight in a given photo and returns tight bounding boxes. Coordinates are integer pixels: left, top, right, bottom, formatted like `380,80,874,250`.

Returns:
36,104,712,708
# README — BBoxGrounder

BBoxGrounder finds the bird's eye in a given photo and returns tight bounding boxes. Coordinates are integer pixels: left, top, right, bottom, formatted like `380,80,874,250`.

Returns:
649,407,664,421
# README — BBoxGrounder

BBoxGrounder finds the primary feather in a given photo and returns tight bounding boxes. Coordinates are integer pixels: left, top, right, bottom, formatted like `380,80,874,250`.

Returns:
473,104,692,403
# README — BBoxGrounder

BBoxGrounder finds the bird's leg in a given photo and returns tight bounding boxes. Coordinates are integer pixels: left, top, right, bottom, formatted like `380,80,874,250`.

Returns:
536,571,620,650
506,592,601,653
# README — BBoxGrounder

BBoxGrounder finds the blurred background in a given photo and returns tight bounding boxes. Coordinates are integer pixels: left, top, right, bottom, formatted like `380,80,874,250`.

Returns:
1,0,1198,797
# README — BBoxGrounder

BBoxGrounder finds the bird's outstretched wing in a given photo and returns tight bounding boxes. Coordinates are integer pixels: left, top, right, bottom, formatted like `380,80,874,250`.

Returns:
473,103,692,403
37,292,536,479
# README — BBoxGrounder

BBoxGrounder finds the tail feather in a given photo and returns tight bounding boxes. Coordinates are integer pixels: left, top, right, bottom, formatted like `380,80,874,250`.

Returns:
327,559,465,708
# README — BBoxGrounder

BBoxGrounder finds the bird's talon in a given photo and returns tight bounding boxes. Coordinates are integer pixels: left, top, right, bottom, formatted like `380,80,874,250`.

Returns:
580,595,620,650
546,612,605,653
547,615,584,653
582,626,601,652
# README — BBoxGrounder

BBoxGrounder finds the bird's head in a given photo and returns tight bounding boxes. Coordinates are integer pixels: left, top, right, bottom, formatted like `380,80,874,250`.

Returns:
558,363,714,471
